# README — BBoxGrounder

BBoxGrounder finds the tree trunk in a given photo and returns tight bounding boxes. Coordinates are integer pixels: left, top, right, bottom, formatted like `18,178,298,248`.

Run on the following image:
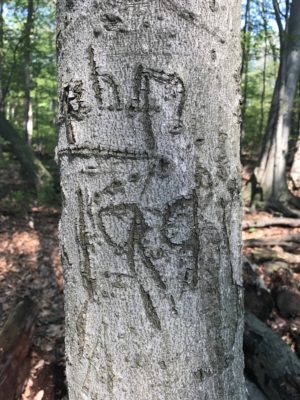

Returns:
0,113,52,188
258,2,268,138
0,0,3,104
290,128,300,189
23,0,34,145
256,0,300,202
57,1,246,399
241,0,251,139
290,98,300,189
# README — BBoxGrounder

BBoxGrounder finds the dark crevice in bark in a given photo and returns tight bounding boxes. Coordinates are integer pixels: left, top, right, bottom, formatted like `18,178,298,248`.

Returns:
77,188,96,299
139,285,162,330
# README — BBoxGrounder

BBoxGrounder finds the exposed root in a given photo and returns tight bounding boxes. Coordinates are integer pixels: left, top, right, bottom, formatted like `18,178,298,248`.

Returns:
264,199,300,218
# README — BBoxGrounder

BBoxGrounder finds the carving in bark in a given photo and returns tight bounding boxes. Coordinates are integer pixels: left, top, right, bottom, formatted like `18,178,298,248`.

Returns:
57,1,245,398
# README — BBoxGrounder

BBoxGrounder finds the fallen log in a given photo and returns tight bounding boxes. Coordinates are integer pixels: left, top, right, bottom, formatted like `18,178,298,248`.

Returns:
244,234,300,248
250,247,300,264
244,312,300,400
265,200,300,218
0,298,37,400
243,218,300,230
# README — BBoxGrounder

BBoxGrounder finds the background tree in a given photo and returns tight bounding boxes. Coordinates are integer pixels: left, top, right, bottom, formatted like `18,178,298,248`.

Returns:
241,0,279,149
290,83,300,188
0,0,56,196
241,0,252,137
255,0,300,207
23,0,34,145
258,0,269,138
57,0,246,399
0,0,56,152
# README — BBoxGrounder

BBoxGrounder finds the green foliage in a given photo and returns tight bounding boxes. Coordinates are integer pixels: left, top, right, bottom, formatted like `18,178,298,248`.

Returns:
0,157,10,168
9,189,26,203
1,0,57,155
37,181,58,206
242,57,278,147
241,0,280,152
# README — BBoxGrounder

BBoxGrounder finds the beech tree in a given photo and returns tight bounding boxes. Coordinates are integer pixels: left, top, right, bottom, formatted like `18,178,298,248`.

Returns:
255,0,300,205
57,1,246,398
291,134,300,189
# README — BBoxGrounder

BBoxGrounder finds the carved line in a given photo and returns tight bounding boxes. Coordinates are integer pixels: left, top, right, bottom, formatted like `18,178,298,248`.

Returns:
161,0,197,24
97,204,166,288
88,46,122,111
77,188,96,298
97,203,167,326
161,0,226,44
140,69,155,150
139,285,162,330
115,0,151,4
131,65,186,145
101,73,122,110
58,144,166,161
161,193,199,288
86,54,186,150
191,191,200,288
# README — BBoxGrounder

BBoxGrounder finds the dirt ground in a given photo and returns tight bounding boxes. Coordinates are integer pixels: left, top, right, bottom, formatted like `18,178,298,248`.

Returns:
0,161,66,399
0,208,66,399
243,210,300,356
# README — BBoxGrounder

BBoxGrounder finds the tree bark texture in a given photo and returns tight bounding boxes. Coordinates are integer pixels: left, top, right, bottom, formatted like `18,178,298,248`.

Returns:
23,0,34,145
57,1,245,399
256,0,300,201
291,135,300,189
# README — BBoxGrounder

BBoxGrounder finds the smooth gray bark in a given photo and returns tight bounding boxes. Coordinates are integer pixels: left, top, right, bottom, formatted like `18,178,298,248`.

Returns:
57,1,246,399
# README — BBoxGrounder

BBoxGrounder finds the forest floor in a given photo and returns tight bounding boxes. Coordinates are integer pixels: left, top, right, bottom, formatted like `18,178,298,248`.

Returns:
243,211,300,354
0,161,66,399
1,161,300,399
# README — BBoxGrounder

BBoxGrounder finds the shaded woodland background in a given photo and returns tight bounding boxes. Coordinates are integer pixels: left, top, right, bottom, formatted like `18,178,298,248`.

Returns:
1,0,300,399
